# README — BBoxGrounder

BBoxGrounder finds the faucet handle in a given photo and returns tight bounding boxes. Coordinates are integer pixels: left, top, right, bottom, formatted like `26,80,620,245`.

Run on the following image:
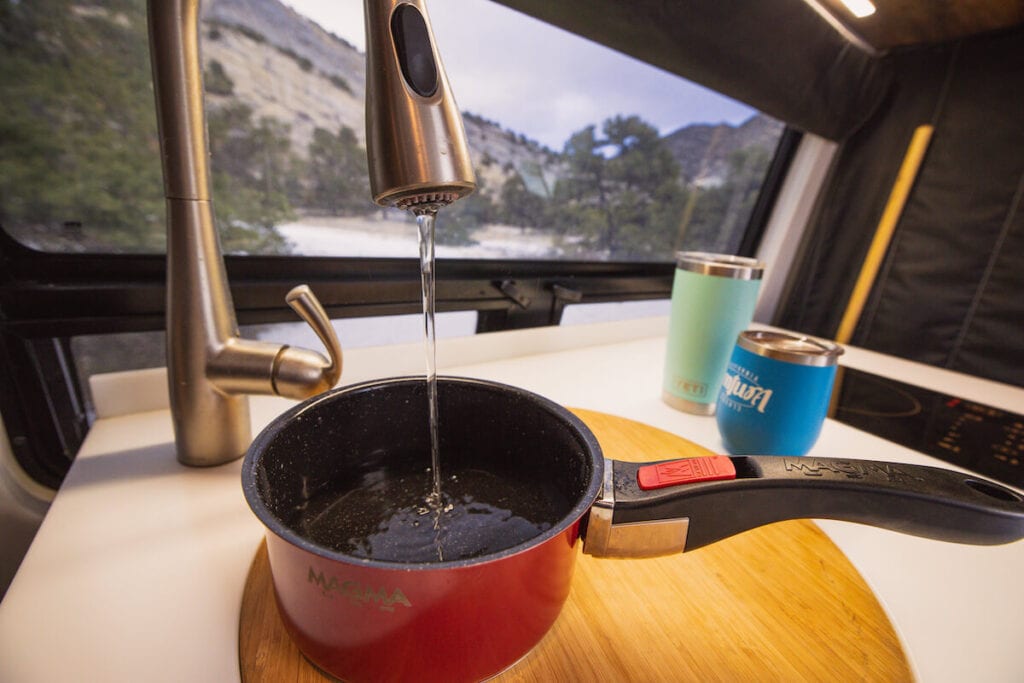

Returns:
271,285,343,398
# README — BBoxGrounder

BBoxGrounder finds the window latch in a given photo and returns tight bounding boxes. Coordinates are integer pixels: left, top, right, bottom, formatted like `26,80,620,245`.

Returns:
498,279,531,309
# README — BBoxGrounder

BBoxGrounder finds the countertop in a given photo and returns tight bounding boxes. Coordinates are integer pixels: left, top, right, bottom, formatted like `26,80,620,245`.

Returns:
1,317,1022,682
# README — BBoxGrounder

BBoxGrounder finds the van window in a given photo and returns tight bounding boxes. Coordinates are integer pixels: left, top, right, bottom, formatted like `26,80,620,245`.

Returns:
1,0,783,262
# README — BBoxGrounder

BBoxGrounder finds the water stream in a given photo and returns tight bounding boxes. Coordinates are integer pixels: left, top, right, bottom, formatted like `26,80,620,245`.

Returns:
415,210,442,501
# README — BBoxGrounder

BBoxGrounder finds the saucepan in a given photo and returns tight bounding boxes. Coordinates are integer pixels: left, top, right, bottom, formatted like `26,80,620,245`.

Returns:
242,376,1024,683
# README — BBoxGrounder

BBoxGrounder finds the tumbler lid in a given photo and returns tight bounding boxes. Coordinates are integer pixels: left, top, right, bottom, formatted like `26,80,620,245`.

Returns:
674,252,764,280
736,330,844,367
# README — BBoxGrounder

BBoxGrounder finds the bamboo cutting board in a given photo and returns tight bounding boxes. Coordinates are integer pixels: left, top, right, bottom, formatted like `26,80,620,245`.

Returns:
239,409,912,682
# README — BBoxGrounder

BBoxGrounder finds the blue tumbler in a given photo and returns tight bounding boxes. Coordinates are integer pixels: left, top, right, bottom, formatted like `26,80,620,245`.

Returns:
716,331,844,456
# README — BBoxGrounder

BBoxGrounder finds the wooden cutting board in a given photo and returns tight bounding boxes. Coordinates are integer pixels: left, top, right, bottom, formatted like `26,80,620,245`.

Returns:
239,409,911,682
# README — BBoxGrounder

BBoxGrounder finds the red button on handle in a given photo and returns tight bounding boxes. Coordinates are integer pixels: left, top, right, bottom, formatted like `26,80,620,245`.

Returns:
637,456,737,490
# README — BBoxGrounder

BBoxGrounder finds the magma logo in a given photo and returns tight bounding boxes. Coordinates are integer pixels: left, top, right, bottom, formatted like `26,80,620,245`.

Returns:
308,567,412,612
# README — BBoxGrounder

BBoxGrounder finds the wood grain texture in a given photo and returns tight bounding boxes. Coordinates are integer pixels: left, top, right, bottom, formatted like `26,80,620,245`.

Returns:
240,409,912,682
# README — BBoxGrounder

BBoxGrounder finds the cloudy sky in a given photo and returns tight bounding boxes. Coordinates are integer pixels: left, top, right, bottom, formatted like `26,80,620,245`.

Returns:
281,0,755,150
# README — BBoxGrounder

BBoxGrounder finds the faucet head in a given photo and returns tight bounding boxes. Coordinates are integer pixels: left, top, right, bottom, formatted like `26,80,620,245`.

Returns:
394,190,460,213
364,0,476,209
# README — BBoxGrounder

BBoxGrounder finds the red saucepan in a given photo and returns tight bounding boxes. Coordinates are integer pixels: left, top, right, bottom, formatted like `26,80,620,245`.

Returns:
241,376,1024,683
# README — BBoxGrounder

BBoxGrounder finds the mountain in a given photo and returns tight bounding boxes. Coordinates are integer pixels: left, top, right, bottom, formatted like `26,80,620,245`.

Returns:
201,0,365,150
663,115,784,188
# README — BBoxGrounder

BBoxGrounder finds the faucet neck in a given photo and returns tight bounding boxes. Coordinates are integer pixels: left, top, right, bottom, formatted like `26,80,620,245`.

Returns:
147,0,342,467
148,0,210,202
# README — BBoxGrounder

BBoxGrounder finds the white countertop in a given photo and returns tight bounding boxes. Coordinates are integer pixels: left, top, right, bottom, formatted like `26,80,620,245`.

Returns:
1,317,1022,682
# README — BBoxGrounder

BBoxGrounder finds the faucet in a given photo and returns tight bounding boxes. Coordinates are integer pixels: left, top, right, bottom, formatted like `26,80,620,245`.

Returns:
146,0,474,467
363,0,476,210
147,0,342,467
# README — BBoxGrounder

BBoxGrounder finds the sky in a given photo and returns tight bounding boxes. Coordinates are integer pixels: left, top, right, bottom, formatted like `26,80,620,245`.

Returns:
280,0,755,151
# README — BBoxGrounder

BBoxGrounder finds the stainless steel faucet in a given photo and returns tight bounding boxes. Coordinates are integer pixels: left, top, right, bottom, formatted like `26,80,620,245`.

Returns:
146,0,474,467
364,0,477,211
148,0,342,467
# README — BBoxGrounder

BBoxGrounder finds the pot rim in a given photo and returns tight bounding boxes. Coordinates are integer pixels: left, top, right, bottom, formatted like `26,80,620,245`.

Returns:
241,375,605,571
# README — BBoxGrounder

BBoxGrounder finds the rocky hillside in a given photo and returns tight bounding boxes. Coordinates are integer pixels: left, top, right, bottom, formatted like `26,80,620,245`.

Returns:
664,115,784,188
201,0,365,150
200,0,780,198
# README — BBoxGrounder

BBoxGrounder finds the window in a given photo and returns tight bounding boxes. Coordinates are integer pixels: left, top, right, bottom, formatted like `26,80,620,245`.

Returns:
2,0,783,260
0,0,794,486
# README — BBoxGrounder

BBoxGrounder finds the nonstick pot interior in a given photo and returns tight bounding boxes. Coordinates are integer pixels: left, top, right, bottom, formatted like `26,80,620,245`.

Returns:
243,376,604,567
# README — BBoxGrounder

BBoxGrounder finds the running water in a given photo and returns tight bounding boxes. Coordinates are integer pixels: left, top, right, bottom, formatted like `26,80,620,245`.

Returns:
415,208,445,557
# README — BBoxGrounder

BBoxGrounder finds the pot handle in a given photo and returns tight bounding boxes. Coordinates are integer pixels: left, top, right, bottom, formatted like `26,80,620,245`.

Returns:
582,456,1024,558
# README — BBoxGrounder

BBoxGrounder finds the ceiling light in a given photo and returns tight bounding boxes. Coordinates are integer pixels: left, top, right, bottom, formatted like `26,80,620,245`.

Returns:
840,0,876,18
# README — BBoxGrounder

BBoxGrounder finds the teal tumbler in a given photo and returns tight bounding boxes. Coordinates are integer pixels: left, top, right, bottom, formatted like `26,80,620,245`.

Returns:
661,252,764,415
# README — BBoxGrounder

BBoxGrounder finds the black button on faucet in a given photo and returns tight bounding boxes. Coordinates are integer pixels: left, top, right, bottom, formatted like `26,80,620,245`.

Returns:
391,4,439,97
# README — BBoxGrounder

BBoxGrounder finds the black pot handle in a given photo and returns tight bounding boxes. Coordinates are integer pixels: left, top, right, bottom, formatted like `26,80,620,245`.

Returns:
583,456,1024,557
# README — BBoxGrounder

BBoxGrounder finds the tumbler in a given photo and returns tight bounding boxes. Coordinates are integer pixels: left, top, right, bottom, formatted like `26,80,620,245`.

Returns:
716,330,844,456
662,252,765,415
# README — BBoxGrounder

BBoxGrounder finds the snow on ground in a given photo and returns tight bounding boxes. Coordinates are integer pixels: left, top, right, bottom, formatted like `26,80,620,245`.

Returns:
278,215,561,259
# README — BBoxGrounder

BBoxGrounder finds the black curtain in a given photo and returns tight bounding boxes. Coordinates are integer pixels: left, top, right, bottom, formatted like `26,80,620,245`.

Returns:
777,25,1024,387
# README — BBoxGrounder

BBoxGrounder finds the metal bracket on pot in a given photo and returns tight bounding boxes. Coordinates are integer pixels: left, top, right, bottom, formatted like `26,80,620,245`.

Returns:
583,458,691,558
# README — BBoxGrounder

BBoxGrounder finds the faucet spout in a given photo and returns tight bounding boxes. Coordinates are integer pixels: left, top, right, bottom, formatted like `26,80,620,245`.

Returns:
365,0,476,209
147,0,342,467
